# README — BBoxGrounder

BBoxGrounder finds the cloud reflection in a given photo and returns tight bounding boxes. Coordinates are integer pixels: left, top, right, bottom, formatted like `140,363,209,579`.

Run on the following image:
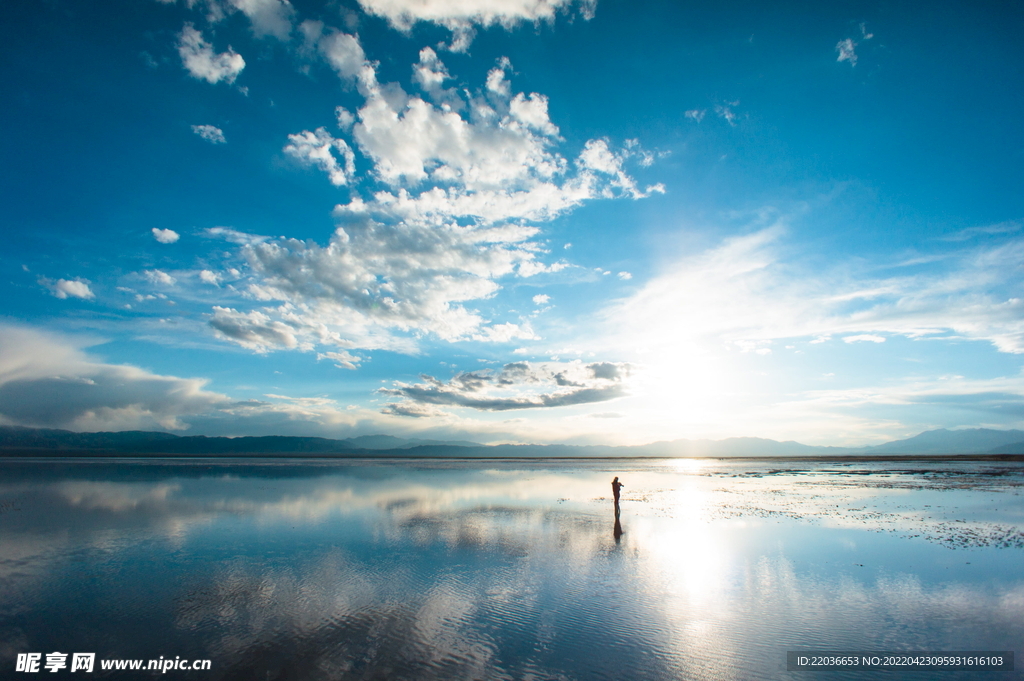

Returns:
1,460,1022,680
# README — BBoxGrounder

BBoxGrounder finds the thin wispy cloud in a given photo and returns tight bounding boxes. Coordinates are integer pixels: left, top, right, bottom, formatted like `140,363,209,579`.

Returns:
609,223,1024,355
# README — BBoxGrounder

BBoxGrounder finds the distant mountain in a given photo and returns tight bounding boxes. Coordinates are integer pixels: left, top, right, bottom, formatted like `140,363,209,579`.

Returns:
628,437,854,457
982,441,1024,455
861,428,1024,455
0,426,480,455
343,434,482,450
0,426,180,451
2,425,1023,458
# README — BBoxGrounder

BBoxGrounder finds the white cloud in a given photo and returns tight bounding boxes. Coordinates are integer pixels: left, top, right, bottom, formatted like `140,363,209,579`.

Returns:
381,360,630,415
207,219,546,354
941,220,1023,242
332,81,655,226
209,306,301,353
177,25,245,84
532,294,550,305
144,270,177,286
335,106,356,130
217,49,655,356
714,102,738,126
199,270,221,285
206,37,657,360
610,224,1024,355
152,228,181,243
836,38,857,66
843,334,885,344
411,47,451,93
684,109,705,123
227,0,294,39
316,350,362,370
617,271,632,280
486,61,511,96
299,21,374,86
0,326,513,440
355,0,596,51
174,0,294,39
283,127,356,186
39,278,95,300
191,124,226,144
509,92,558,135
0,325,228,430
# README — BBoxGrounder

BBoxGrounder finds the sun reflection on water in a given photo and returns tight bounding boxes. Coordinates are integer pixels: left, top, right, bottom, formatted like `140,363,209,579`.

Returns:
670,458,711,473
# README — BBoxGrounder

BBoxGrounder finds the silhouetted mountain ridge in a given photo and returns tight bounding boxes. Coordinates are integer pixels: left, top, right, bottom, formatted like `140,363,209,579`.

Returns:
859,428,1024,454
2,426,1023,457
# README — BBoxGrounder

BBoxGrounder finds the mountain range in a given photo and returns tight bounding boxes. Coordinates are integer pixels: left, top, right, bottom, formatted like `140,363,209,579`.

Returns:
2,426,1024,457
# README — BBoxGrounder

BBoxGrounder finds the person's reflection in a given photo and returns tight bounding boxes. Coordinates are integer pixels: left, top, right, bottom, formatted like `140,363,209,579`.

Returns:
613,502,623,543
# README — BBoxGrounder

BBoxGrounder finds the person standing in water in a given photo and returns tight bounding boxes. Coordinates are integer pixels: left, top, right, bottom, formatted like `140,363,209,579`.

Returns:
611,477,624,542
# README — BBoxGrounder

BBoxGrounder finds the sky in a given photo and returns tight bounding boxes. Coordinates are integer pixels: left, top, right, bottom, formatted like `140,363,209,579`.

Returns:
1,0,1023,446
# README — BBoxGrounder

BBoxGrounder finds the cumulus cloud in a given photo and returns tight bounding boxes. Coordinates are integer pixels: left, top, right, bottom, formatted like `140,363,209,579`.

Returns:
335,106,356,130
836,38,857,66
356,0,596,51
152,228,181,243
411,47,452,95
177,25,245,84
144,270,177,286
284,127,356,186
207,220,542,353
39,277,95,300
209,307,301,353
321,55,657,228
380,360,630,415
191,124,226,144
227,0,294,39
532,294,550,305
299,21,374,86
0,325,229,430
199,270,221,285
209,47,656,358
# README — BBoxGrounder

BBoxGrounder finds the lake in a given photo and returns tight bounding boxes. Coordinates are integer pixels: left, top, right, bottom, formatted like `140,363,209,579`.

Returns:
1,458,1021,679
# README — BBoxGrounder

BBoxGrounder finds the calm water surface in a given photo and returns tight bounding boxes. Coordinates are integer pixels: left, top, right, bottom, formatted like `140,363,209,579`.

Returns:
1,458,1021,680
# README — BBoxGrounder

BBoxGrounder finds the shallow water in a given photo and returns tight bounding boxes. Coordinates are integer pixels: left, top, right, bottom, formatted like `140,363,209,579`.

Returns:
1,458,1021,680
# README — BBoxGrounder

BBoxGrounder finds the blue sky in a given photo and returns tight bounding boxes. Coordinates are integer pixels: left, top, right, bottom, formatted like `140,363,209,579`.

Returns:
2,0,1023,445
